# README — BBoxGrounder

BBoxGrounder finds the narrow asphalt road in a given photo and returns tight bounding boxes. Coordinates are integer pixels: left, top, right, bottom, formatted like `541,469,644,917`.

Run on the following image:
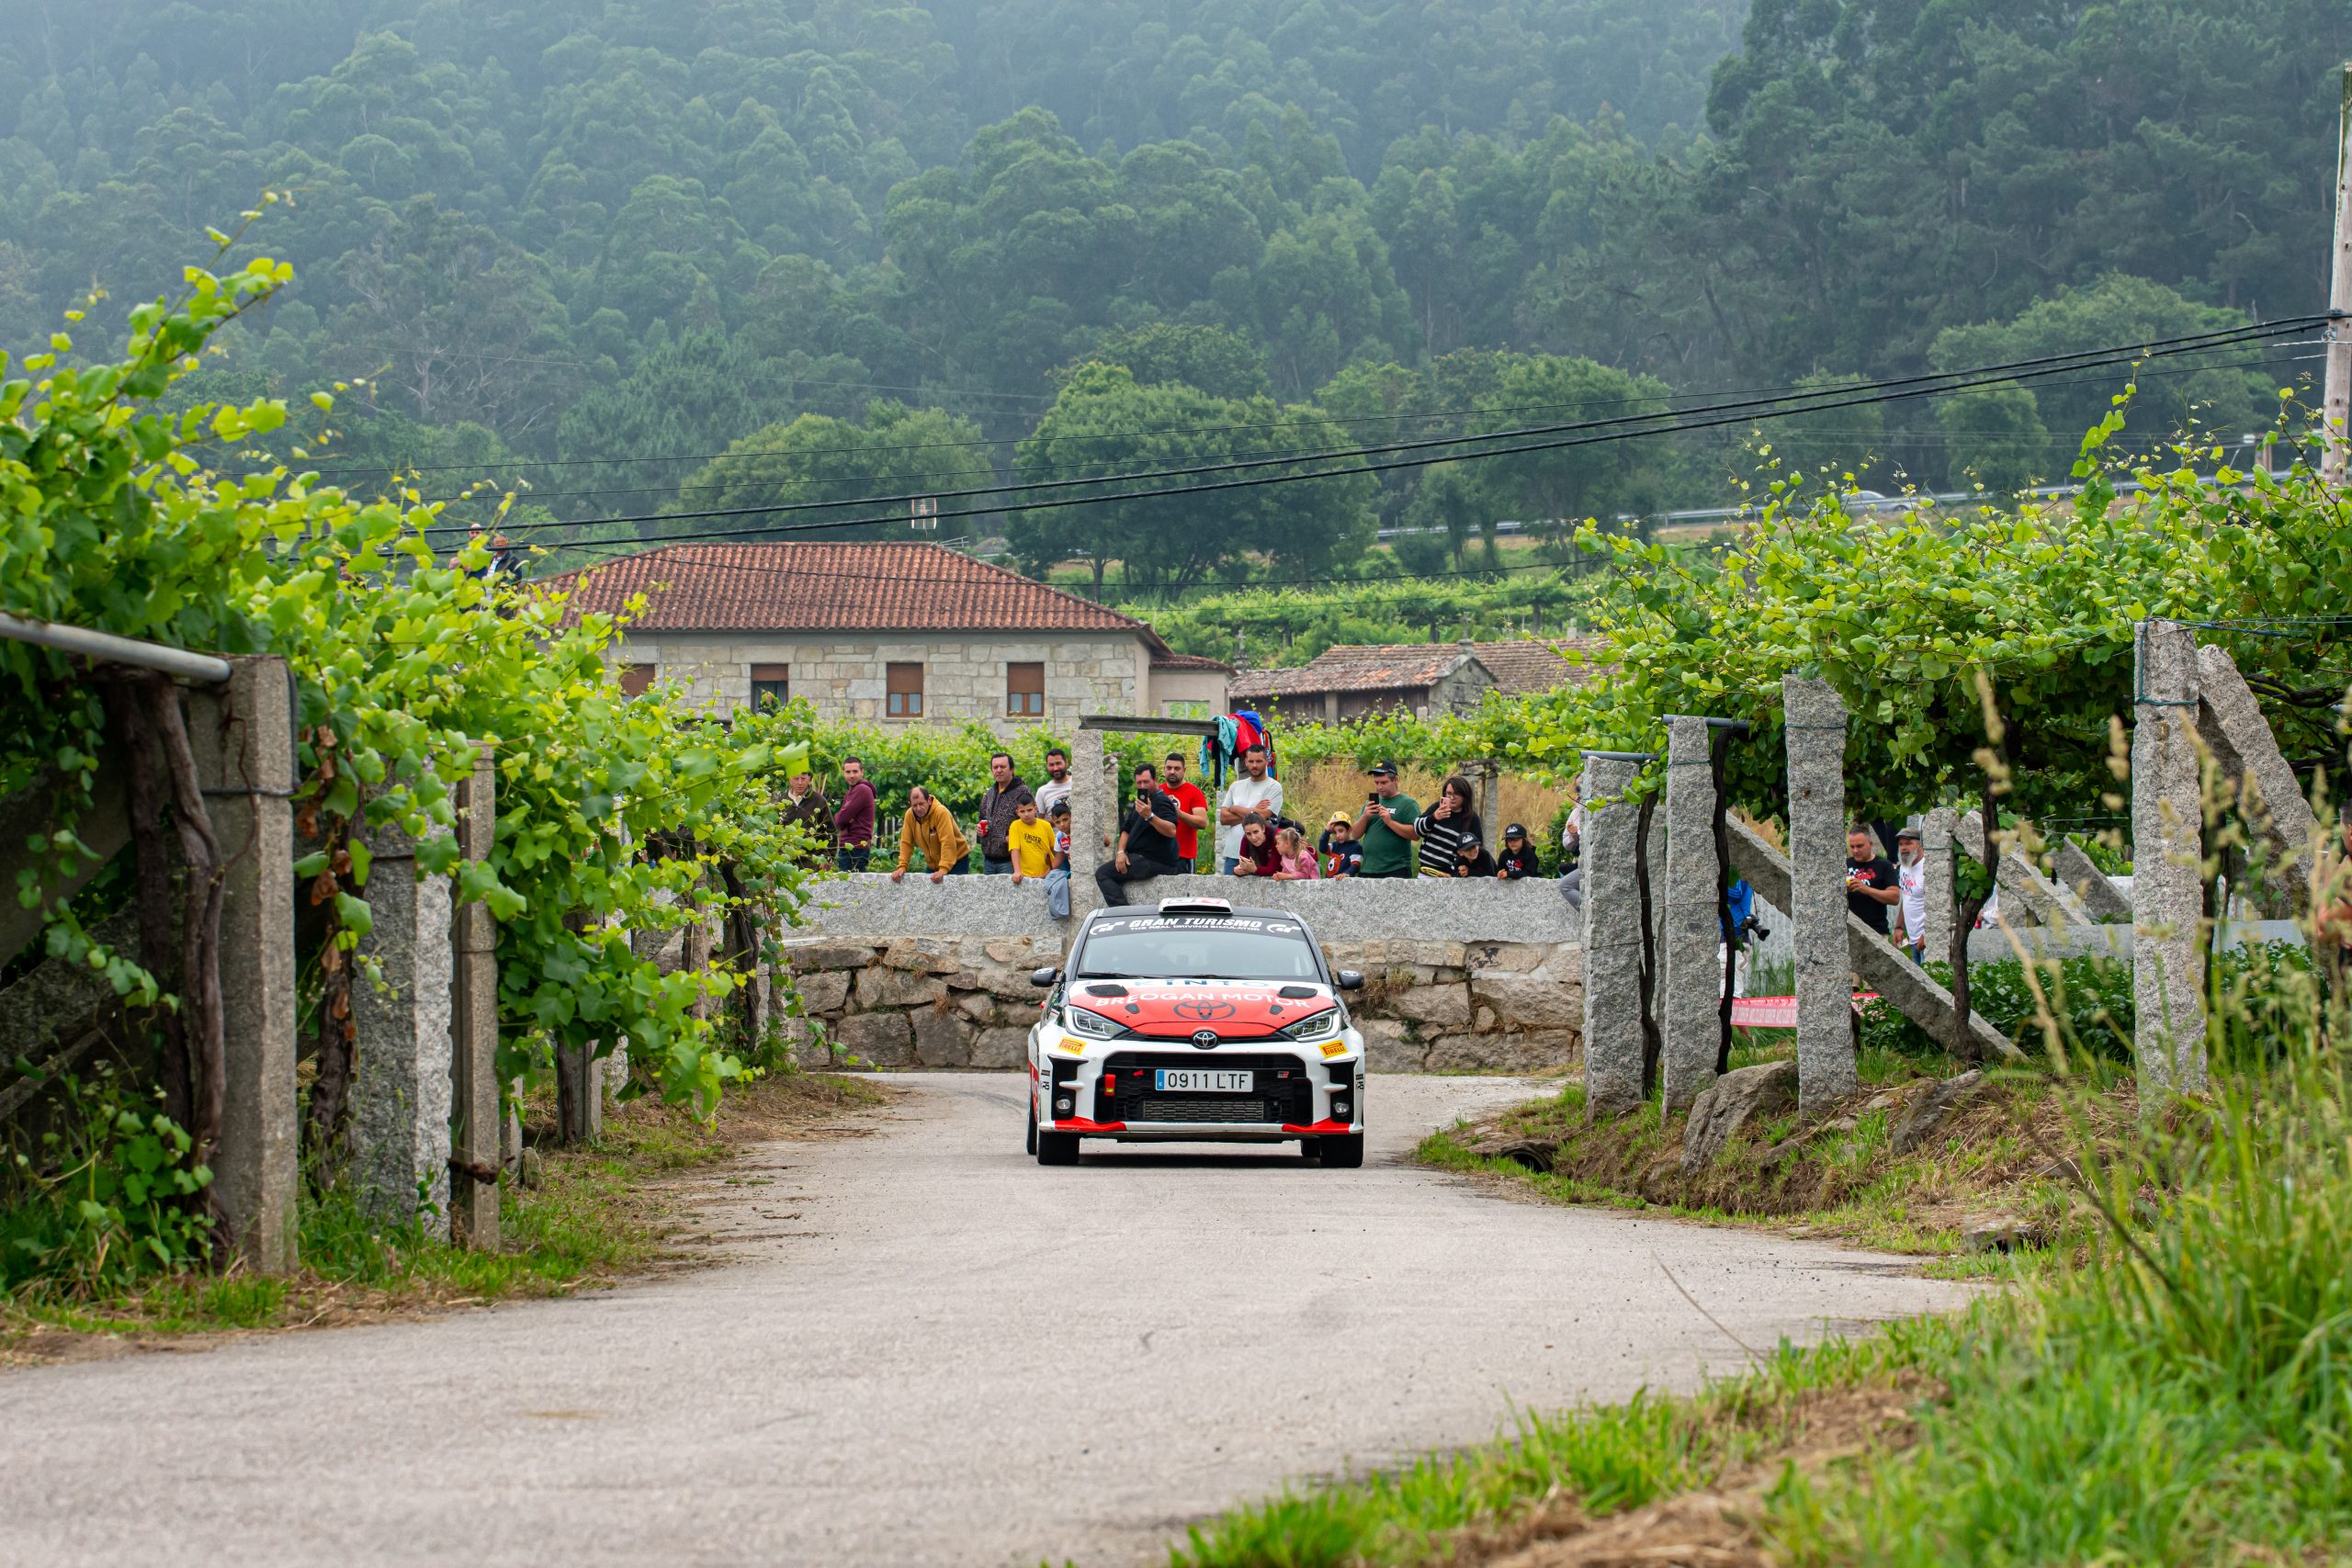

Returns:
0,1076,1969,1567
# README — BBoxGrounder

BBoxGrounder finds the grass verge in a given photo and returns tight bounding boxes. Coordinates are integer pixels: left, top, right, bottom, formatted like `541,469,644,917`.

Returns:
1179,974,2352,1565
1418,1051,2117,1273
1,1071,888,1363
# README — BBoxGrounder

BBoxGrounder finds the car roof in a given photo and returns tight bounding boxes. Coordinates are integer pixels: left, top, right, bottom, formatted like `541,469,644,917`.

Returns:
1081,902,1298,925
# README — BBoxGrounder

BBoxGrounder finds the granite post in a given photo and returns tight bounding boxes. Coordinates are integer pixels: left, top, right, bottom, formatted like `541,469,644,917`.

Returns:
2195,643,2323,905
1659,717,1722,1113
1922,807,1957,960
1579,753,1646,1118
350,797,456,1221
2052,840,2132,922
187,656,299,1272
1069,728,1110,929
1783,676,1857,1115
2132,619,2207,1099
447,746,500,1247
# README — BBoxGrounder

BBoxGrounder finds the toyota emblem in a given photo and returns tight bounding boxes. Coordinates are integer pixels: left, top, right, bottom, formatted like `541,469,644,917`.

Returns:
1190,1029,1219,1049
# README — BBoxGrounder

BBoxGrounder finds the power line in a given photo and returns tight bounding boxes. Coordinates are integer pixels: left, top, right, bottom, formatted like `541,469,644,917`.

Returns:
426,319,2324,540
460,319,2327,547
409,346,2324,507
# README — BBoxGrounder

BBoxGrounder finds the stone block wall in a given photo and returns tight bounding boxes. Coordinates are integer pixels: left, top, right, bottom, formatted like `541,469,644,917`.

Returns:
775,910,1584,1076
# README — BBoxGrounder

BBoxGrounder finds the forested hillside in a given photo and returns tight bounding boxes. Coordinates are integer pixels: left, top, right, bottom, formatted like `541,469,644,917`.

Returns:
1,0,2344,564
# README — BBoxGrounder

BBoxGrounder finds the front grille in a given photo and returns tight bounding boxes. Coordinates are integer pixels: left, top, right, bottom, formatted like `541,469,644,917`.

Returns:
1134,1096,1272,1123
1102,1052,1300,1073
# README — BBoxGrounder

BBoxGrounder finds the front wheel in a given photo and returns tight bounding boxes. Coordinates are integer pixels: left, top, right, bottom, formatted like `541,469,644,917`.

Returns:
1036,1129,1080,1166
1026,1097,1038,1156
1318,1134,1364,1168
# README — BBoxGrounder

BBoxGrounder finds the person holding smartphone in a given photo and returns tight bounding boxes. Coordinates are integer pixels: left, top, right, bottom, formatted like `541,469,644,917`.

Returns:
1351,760,1421,879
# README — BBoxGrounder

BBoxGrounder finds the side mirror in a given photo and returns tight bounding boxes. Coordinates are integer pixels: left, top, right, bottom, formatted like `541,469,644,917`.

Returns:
1335,969,1364,990
1030,966,1060,988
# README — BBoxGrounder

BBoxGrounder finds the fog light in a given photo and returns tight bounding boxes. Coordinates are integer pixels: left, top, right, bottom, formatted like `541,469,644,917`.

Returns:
1332,1098,1351,1119
1054,1095,1074,1115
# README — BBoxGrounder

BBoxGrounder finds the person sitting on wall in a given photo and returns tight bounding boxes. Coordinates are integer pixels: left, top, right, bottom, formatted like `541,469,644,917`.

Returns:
1095,761,1182,907
1496,822,1541,879
1453,831,1498,879
1227,817,1283,877
890,784,970,884
1044,801,1073,919
1351,760,1420,878
1272,825,1320,880
1318,812,1363,878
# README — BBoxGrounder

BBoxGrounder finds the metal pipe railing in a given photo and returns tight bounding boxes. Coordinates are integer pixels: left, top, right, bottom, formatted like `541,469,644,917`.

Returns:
0,609,232,683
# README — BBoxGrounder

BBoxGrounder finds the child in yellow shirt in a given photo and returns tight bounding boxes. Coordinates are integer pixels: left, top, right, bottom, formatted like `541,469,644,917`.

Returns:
1006,797,1057,882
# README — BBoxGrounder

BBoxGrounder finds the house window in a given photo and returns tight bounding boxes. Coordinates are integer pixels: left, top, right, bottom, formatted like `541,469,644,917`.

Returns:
1162,699,1210,720
618,663,657,698
749,663,789,713
887,661,924,717
1006,661,1045,717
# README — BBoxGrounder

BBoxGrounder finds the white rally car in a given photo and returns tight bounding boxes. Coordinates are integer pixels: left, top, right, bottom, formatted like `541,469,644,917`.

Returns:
1024,897,1367,1167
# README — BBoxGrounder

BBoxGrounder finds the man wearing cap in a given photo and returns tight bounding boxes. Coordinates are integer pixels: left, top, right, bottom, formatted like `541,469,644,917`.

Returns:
1317,811,1363,878
1351,761,1421,879
1496,822,1541,879
1892,822,1929,962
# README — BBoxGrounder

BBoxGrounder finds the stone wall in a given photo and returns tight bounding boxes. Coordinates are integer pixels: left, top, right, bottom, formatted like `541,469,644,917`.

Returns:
611,631,1150,730
780,874,1585,1073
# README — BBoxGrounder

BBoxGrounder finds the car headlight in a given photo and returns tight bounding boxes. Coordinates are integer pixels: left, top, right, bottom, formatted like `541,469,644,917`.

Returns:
1281,1008,1341,1043
1063,1005,1122,1040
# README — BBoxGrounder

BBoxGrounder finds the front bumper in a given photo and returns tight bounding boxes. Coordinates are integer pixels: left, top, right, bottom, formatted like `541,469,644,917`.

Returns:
1039,1041,1363,1141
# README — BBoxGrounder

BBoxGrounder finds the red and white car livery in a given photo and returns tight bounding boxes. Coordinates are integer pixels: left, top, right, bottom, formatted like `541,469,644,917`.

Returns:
1025,897,1368,1167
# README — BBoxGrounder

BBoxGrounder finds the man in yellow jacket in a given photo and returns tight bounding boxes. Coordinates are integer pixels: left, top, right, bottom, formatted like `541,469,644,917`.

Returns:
889,784,971,883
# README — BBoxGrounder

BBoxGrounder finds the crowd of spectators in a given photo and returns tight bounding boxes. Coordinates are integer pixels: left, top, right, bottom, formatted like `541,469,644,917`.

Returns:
775,745,1595,915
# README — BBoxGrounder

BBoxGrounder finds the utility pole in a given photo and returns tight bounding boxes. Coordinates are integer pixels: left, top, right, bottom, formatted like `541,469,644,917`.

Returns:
2325,61,2352,487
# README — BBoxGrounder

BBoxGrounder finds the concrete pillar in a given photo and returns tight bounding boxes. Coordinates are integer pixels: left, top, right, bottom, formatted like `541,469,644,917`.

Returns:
1579,753,1646,1119
350,801,456,1221
1922,807,1956,961
2195,643,2323,904
447,747,500,1248
2133,619,2207,1099
1069,728,1110,929
556,1040,604,1143
1783,676,1857,1116
187,656,299,1273
2052,840,2132,922
1658,718,1721,1113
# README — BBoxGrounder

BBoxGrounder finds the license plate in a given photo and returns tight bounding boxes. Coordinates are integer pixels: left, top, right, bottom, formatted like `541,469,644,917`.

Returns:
1154,1069,1253,1093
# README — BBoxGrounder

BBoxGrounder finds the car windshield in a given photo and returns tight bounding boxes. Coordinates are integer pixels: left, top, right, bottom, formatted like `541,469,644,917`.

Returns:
1073,912,1322,982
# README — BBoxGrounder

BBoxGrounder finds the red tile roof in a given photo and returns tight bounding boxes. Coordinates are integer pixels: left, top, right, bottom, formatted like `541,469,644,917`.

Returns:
1227,637,1612,702
1229,644,1481,700
540,542,1165,642
1149,649,1234,671
1466,637,1613,694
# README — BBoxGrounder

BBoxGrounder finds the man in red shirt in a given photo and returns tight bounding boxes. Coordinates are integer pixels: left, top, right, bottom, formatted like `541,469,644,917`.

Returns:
1160,750,1212,874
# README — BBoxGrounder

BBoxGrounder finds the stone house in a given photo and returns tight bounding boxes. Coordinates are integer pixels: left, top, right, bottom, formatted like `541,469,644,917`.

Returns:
549,541,1229,728
1227,636,1609,724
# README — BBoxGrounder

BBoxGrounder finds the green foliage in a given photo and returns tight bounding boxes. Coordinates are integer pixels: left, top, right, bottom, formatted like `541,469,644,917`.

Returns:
1859,956,2137,1064
1513,433,2352,818
5,1068,214,1292
1133,568,1621,667
667,400,988,537
4,253,818,1149
1009,363,1375,595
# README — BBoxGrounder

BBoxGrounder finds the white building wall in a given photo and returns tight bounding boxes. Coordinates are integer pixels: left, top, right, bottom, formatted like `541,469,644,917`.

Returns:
609,631,1149,730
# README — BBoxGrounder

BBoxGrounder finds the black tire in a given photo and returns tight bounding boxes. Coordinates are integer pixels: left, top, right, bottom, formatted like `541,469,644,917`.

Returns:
1026,1098,1038,1156
1318,1134,1364,1168
1036,1130,1080,1166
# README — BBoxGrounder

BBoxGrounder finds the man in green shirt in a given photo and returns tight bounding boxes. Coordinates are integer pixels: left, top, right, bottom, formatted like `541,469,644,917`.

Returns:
1351,759,1421,878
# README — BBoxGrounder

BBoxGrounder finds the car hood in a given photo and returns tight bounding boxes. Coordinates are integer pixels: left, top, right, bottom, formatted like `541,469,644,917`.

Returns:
1065,977,1337,1039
